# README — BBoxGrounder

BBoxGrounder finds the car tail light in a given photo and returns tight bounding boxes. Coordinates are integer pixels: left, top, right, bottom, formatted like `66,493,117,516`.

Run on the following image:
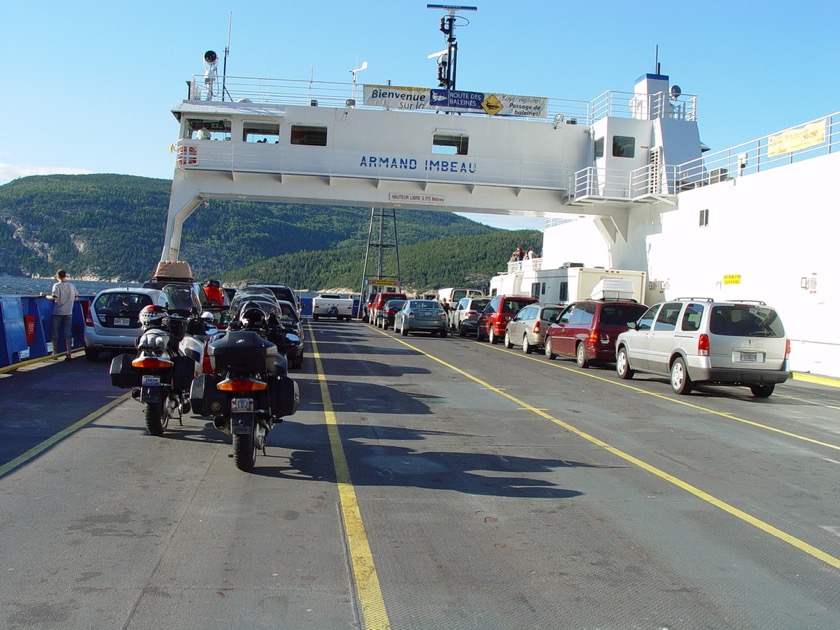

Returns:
132,357,174,369
785,339,791,360
698,333,710,356
587,330,599,347
532,321,541,334
407,310,415,318
84,304,94,327
217,377,268,392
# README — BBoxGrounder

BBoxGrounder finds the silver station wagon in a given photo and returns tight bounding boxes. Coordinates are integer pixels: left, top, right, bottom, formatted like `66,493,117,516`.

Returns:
615,298,790,397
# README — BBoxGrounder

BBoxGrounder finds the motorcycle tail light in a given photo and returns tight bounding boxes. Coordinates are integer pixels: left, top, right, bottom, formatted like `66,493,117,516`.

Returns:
217,377,268,392
132,357,174,369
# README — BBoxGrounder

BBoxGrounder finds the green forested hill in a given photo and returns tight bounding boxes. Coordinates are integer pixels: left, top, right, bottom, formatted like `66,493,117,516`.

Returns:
0,174,541,290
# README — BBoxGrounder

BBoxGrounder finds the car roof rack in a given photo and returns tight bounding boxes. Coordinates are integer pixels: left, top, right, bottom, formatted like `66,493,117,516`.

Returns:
674,297,715,302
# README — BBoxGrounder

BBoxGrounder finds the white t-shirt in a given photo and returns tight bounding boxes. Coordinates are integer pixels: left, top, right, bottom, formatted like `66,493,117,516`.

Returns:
51,280,78,316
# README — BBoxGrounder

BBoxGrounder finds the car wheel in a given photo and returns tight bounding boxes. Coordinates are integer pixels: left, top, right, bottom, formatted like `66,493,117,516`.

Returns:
401,322,408,336
616,347,634,379
313,315,319,321
504,331,513,349
522,336,533,354
545,337,557,360
440,329,447,338
459,324,466,337
489,329,498,344
749,383,775,398
670,357,693,395
575,343,590,368
475,326,483,342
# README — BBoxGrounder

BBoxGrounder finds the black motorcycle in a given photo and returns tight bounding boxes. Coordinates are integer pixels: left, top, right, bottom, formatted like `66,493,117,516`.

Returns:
110,305,204,436
190,304,299,471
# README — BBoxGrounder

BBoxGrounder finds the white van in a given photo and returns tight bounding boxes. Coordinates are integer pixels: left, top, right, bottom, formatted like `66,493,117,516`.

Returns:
438,287,483,305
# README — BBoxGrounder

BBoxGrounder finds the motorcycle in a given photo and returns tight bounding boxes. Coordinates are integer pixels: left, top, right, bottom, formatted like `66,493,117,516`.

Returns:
109,304,205,436
190,302,299,471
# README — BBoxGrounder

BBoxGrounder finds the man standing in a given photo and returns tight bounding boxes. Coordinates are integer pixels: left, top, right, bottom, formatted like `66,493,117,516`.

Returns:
40,269,78,360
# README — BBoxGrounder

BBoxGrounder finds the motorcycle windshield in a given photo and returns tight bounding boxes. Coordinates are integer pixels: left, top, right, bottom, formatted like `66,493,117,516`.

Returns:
163,284,200,315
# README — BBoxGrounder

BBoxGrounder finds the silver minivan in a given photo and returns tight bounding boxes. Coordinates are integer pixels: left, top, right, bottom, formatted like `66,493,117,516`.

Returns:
615,298,790,397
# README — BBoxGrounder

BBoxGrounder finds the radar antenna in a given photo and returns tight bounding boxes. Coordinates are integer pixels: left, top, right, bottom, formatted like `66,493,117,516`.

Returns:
426,4,477,91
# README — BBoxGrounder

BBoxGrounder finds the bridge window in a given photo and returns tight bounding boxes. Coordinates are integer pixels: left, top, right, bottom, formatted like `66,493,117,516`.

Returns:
433,133,469,155
594,137,604,159
244,121,280,144
290,125,328,146
612,135,635,158
186,118,231,141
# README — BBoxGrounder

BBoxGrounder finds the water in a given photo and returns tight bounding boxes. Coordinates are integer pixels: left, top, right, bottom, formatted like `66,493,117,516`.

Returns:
0,274,140,297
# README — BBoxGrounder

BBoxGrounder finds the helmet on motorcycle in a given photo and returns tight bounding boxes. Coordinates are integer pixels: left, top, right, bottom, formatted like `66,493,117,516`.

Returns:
138,304,168,327
240,302,266,329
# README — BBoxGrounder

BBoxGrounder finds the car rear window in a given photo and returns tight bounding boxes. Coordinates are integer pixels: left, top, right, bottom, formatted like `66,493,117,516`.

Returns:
503,299,534,314
709,305,785,337
94,292,152,313
412,300,441,309
599,303,648,326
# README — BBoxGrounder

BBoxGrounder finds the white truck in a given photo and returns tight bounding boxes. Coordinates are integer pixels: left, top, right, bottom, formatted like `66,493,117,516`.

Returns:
311,293,354,321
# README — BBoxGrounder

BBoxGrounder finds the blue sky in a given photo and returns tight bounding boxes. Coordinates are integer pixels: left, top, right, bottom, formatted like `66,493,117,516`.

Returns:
2,1,839,230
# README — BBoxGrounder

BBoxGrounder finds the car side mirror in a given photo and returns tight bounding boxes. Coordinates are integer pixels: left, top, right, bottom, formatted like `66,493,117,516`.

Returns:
627,322,637,329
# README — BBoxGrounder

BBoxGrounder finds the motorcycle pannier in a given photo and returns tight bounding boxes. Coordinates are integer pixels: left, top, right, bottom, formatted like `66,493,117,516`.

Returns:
172,355,195,392
110,353,141,388
189,374,228,417
269,374,299,417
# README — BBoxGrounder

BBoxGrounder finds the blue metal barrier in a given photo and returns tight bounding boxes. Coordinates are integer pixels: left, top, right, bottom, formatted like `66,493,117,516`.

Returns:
0,296,92,367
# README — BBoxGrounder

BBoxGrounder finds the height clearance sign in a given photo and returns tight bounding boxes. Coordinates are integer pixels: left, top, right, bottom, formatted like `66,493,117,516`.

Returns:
364,85,546,118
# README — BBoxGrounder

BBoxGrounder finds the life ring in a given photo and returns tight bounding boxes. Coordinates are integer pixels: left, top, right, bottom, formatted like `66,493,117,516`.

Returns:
176,145,197,166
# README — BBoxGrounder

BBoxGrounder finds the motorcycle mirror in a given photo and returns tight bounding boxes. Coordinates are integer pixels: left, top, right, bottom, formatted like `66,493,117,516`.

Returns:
200,311,215,323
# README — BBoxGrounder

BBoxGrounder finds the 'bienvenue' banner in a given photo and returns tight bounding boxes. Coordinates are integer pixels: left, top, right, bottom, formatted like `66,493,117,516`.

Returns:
363,85,546,118
767,119,826,157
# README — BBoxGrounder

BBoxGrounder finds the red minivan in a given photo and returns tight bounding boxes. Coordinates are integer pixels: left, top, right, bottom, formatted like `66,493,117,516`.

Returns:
544,299,648,367
476,295,538,344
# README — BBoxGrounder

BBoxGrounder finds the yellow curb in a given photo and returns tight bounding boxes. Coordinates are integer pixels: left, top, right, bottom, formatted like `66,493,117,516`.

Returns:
0,349,83,374
791,372,840,388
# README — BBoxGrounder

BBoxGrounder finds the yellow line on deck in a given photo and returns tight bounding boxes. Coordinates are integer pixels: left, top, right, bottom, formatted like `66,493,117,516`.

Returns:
308,329,391,630
0,392,132,479
386,332,840,572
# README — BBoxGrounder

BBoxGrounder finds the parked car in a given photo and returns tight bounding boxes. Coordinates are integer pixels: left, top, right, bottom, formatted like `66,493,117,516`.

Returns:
544,300,649,367
368,292,408,326
504,303,564,353
476,295,538,344
374,299,406,329
84,287,167,360
615,298,790,397
394,299,448,336
450,296,489,337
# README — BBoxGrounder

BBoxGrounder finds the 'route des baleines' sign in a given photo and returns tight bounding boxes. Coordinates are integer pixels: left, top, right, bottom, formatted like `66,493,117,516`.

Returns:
364,85,546,118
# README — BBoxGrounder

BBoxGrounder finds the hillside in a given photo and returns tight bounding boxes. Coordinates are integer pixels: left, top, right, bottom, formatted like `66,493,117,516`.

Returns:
0,174,542,290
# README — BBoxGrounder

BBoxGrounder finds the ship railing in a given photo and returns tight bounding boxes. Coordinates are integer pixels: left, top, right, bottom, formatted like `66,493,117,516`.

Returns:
187,75,694,125
173,139,573,191
571,164,682,202
505,258,543,274
590,90,698,123
675,111,840,187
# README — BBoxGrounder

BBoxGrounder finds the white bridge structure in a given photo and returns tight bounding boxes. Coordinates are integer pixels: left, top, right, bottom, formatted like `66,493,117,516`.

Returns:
161,72,702,261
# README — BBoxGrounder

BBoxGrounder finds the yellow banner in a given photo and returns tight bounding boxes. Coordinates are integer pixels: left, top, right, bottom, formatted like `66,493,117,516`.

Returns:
723,274,741,285
767,119,826,157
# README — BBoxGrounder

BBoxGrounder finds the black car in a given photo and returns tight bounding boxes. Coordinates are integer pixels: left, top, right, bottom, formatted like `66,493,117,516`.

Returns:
374,299,406,330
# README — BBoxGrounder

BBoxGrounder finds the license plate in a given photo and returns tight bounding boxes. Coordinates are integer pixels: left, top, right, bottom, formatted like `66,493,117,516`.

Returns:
114,317,131,326
739,351,759,363
141,375,161,386
232,398,254,413
422,310,433,317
